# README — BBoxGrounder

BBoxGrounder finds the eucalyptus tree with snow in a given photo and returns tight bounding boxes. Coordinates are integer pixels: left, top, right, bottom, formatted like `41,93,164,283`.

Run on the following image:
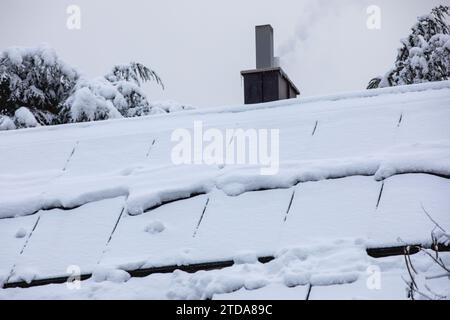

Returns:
368,6,450,89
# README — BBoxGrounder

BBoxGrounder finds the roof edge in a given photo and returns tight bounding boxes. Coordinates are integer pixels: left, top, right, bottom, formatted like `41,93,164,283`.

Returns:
1,80,449,137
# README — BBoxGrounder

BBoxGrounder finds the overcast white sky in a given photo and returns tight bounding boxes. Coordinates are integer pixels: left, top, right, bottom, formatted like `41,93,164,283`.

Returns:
0,0,448,107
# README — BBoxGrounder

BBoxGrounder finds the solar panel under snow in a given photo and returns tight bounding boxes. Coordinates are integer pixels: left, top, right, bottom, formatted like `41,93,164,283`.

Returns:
280,176,380,247
64,133,155,175
305,106,400,160
192,189,292,262
4,173,446,284
396,102,450,144
0,139,76,175
144,130,176,167
367,174,450,248
8,197,124,283
101,189,292,270
0,215,39,284
100,195,209,269
1,83,449,289
273,125,316,163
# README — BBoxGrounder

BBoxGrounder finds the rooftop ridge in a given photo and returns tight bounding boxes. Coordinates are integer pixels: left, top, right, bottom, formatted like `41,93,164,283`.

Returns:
1,80,449,138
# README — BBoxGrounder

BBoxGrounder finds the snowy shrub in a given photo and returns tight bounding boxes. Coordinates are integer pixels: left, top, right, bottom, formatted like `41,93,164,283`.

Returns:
0,107,43,130
104,62,165,118
62,63,166,122
14,107,39,128
0,115,16,130
113,80,154,117
368,6,450,89
148,100,195,114
0,45,79,125
61,78,123,122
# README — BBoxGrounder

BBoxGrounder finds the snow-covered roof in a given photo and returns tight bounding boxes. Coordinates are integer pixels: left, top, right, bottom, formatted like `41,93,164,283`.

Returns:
1,81,450,299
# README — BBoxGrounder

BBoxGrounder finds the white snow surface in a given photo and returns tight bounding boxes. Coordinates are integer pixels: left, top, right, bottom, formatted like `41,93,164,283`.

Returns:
0,81,449,299
1,246,448,300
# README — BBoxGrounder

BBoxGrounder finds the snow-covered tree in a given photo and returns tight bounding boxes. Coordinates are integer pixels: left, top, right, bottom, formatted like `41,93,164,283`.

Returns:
368,5,450,89
0,45,80,128
62,62,165,122
0,46,193,131
104,62,164,117
105,62,164,88
61,78,124,123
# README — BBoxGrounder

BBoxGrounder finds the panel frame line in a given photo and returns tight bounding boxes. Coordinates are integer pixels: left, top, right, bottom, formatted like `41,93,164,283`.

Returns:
283,188,296,222
193,197,210,238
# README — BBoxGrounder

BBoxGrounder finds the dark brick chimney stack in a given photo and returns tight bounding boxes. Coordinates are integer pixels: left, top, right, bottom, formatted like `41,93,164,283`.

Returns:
241,25,300,105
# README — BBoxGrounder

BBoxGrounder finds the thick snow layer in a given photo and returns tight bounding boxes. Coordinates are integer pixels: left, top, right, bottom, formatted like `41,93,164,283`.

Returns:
396,101,450,144
4,241,369,299
1,246,447,300
0,81,449,298
0,215,38,286
280,176,379,247
368,174,450,248
148,100,195,113
91,267,131,284
8,197,125,283
101,195,209,269
2,174,446,284
213,284,309,300
0,139,75,176
104,175,445,270
63,133,153,176
308,273,407,300
1,141,449,219
191,189,292,263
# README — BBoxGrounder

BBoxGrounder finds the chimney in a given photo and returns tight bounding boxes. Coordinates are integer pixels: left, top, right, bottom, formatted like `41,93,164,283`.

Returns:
256,25,274,69
241,25,300,105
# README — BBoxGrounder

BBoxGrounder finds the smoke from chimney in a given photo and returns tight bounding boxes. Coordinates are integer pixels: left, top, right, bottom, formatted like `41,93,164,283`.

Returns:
278,0,354,58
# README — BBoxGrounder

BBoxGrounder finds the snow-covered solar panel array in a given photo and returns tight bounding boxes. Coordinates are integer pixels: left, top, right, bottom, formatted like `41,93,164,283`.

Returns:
1,81,449,299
